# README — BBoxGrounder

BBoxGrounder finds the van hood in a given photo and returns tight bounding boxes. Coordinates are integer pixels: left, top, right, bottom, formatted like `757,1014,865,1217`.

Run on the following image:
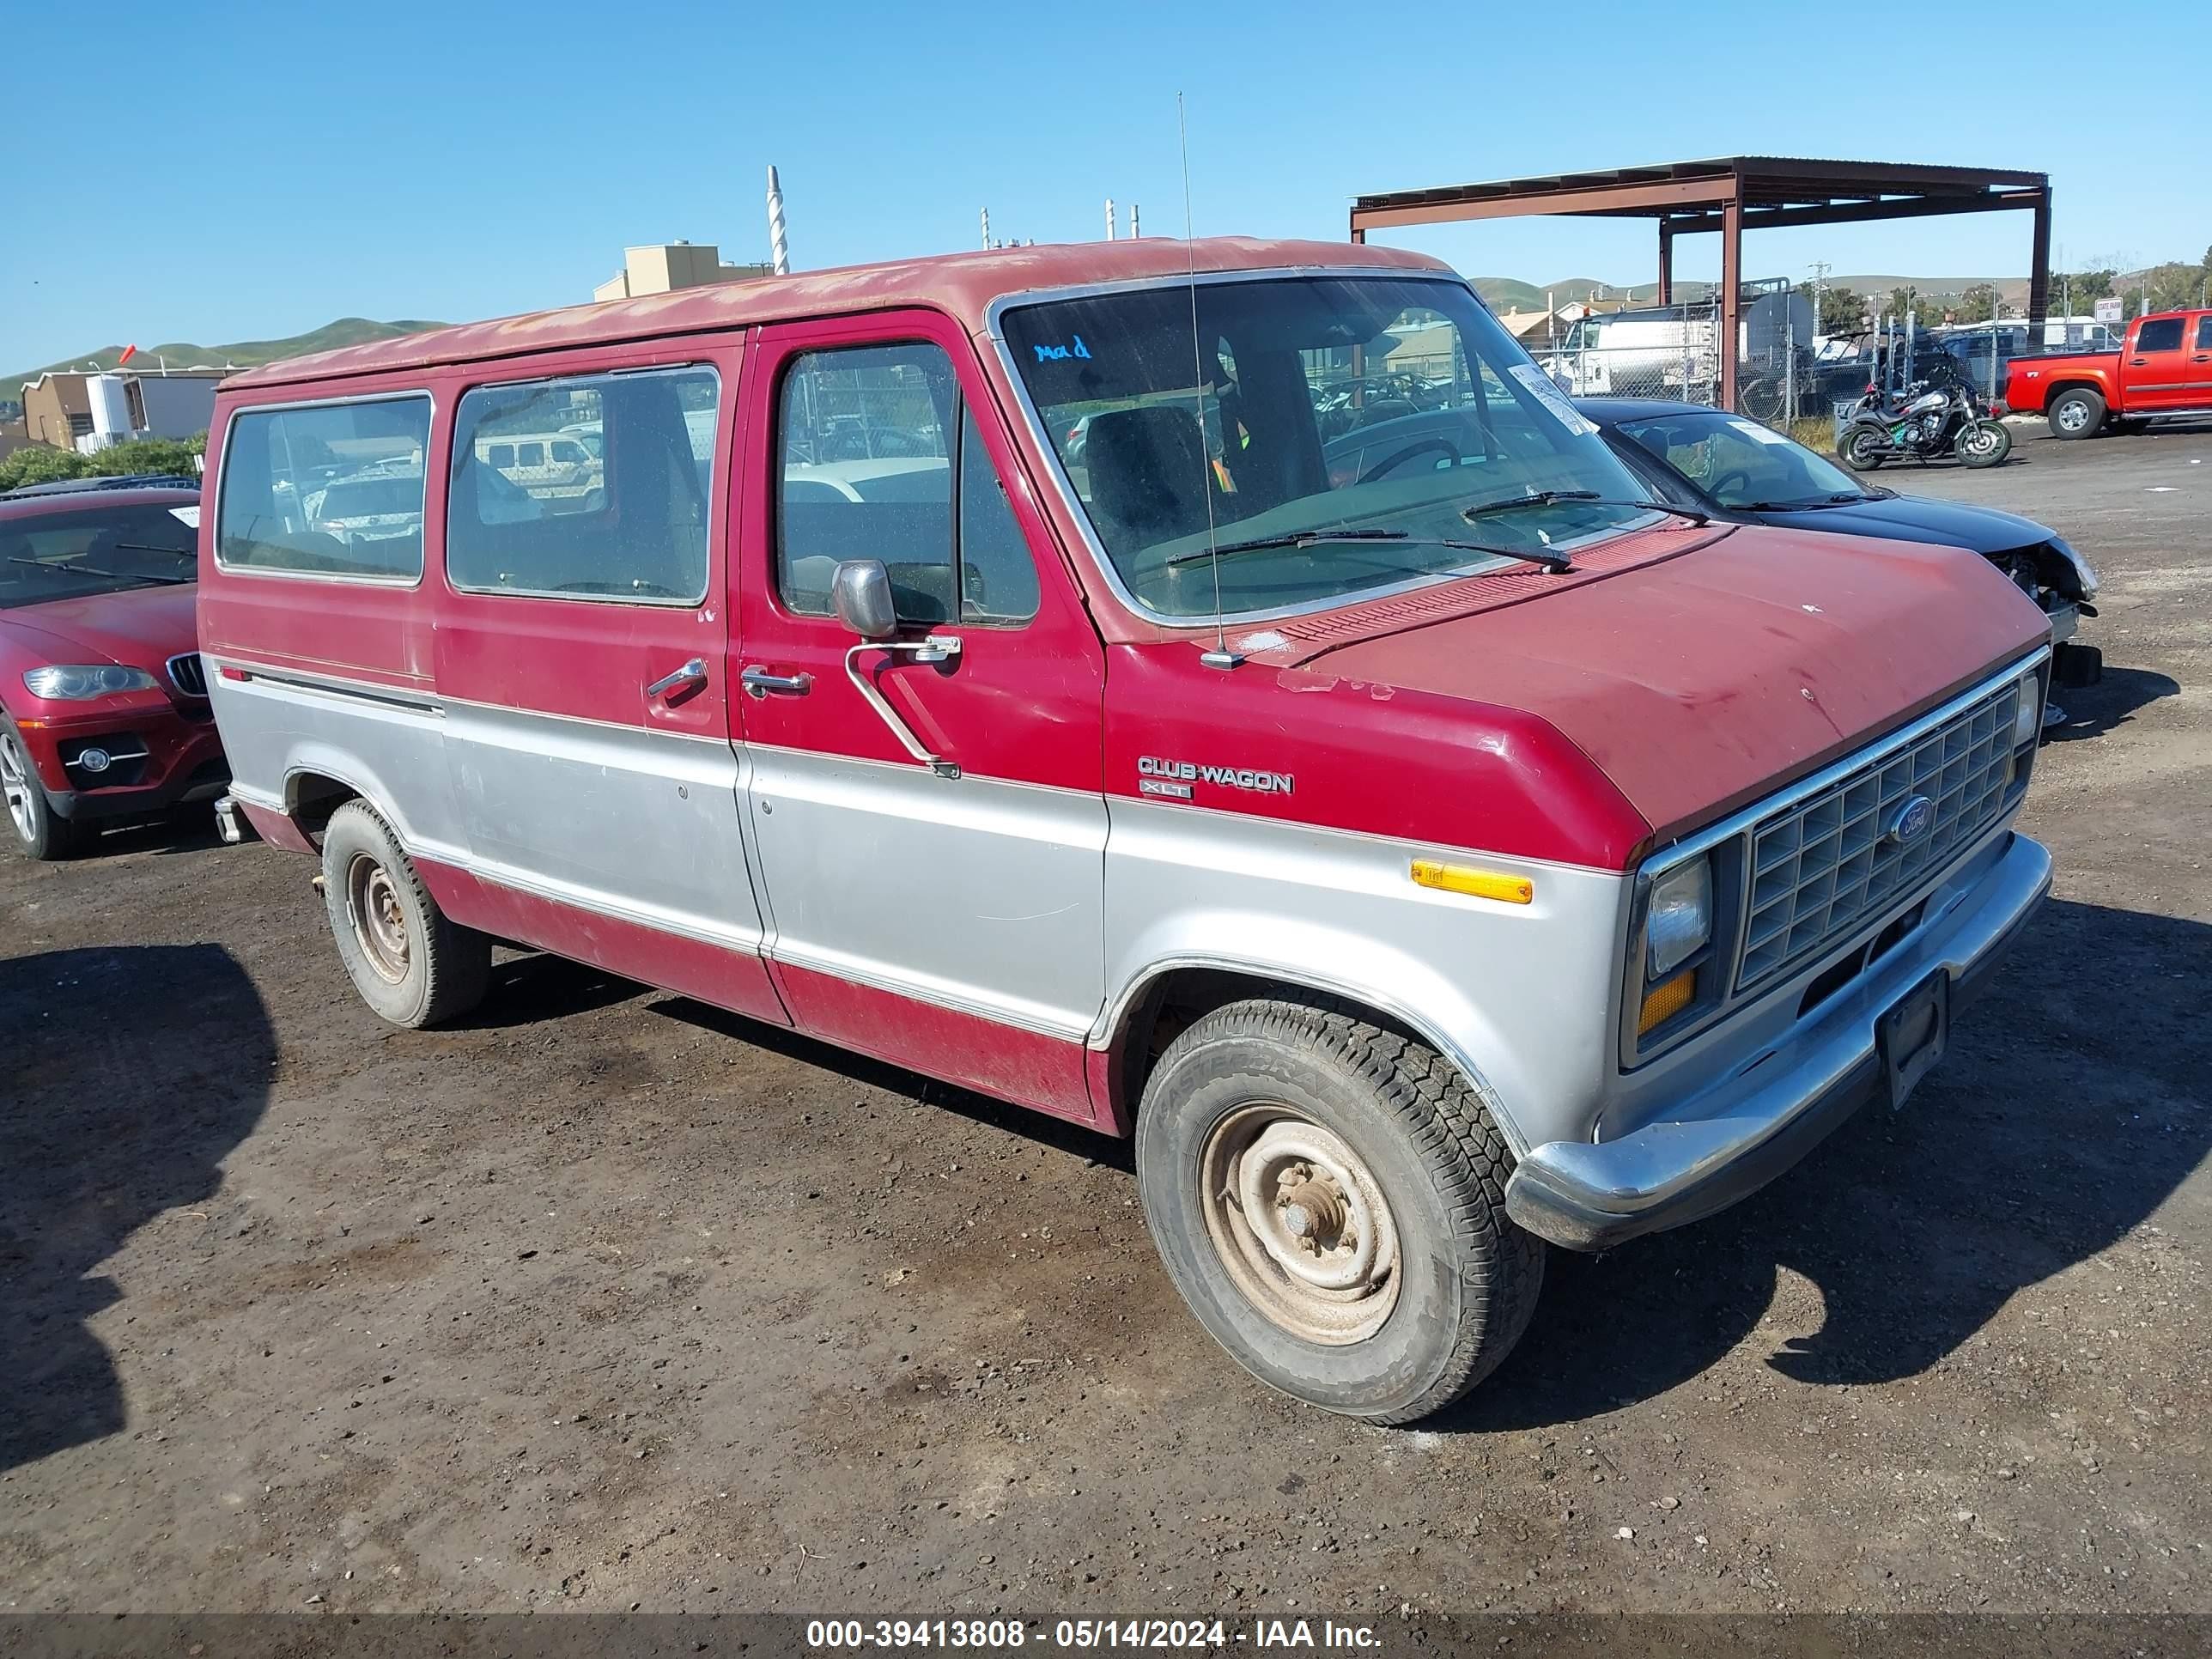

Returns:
1302,526,2051,840
0,583,199,675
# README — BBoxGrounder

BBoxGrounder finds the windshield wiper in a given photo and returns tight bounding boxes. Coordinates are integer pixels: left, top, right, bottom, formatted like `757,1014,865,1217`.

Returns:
8,556,191,586
1165,528,1574,576
1462,490,1711,527
1741,493,1867,510
1164,529,1411,567
110,541,197,558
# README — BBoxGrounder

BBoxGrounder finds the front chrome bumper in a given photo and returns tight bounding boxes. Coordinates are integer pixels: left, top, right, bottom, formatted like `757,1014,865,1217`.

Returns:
1504,830,2051,1251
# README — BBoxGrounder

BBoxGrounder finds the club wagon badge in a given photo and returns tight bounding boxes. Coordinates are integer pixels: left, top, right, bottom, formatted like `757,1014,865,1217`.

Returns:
1138,755,1294,803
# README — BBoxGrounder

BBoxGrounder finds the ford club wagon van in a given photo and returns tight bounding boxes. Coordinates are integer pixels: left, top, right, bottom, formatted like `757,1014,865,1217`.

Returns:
199,237,2054,1423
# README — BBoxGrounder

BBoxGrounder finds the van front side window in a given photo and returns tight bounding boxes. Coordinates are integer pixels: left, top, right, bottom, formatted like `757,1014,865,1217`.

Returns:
446,365,719,603
216,396,432,580
775,343,1038,625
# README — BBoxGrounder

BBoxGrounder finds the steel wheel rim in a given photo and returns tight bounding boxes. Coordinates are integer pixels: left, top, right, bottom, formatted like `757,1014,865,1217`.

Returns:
346,851,410,984
0,732,36,842
1198,1103,1401,1346
1963,425,2000,457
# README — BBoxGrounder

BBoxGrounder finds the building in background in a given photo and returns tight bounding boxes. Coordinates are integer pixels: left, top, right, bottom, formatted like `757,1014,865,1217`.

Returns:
18,368,225,452
593,241,774,302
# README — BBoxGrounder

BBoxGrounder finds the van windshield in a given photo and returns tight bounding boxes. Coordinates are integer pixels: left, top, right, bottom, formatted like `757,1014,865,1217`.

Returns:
1004,274,1654,619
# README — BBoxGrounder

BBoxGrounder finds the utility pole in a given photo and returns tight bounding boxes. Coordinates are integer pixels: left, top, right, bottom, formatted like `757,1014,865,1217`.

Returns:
980,207,991,251
1105,198,1116,241
1808,260,1831,336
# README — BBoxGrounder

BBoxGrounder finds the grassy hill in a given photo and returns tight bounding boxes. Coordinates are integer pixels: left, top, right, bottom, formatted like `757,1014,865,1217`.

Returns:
9,317,445,392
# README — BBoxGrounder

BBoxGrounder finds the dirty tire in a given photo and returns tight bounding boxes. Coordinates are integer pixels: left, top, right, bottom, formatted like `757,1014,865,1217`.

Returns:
1,714,91,861
1134,996,1544,1424
320,800,490,1028
2048,387,2105,440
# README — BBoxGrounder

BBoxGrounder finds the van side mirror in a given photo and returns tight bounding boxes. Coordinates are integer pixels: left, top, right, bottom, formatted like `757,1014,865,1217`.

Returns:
831,559,897,640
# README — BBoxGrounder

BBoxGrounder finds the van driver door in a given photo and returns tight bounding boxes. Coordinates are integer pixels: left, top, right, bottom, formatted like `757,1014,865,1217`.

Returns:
731,310,1109,1121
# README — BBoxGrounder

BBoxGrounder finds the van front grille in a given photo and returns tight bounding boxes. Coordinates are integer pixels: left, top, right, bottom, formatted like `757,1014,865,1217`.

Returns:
1736,681,2019,993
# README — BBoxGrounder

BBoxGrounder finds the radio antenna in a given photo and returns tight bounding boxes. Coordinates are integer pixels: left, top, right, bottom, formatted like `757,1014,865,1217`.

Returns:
1178,92,1238,670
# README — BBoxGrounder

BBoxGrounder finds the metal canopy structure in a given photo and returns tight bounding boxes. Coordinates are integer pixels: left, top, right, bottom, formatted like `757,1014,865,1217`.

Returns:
1349,156,2052,410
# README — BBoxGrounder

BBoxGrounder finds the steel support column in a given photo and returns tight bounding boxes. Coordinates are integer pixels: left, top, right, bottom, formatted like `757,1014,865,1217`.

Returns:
1718,196,1742,410
1657,221,1674,306
2027,188,2051,331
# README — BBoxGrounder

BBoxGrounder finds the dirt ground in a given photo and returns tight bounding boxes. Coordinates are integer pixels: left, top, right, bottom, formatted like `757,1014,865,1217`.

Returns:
3,420,2208,1623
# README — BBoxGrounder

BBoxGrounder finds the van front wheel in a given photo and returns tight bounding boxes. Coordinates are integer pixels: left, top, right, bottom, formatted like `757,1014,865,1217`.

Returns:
1133,996,1544,1424
320,801,489,1028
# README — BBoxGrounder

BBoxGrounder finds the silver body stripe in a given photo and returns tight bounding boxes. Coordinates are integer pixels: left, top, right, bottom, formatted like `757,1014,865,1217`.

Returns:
211,661,769,957
442,693,768,952
1099,798,1631,1155
744,744,1108,1041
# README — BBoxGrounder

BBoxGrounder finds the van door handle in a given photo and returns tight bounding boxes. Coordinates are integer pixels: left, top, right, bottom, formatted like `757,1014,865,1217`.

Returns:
645,658,708,699
739,665,814,699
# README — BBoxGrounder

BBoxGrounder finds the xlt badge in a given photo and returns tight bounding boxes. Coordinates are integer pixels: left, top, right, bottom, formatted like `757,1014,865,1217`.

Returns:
1137,755,1294,799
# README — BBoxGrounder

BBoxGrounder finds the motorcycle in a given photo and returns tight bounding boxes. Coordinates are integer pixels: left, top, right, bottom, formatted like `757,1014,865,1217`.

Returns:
1838,358,2012,471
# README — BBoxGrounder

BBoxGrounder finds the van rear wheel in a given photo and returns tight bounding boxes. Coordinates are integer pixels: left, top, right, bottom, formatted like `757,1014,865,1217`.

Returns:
320,800,489,1028
1133,996,1544,1424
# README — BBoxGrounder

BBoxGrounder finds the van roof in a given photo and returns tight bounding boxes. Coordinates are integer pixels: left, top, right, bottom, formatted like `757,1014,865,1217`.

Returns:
225,237,1451,392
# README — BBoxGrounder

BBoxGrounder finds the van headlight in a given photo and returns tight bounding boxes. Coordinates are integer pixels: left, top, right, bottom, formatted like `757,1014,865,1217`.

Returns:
1644,856,1713,981
22,665,159,701
2009,674,2041,749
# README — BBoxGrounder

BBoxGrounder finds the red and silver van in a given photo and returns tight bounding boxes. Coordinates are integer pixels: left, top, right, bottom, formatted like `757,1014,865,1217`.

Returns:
200,238,2053,1422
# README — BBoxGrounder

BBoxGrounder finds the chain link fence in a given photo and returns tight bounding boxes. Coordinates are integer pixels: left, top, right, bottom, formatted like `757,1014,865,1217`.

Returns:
1529,303,1723,409
1526,298,1877,445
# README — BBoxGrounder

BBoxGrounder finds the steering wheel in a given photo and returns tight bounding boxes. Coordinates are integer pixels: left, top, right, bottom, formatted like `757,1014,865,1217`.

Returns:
1357,437,1460,486
1709,468,1753,502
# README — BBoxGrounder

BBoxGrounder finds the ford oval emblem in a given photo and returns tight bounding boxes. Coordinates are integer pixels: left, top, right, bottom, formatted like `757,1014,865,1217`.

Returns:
1887,795,1935,847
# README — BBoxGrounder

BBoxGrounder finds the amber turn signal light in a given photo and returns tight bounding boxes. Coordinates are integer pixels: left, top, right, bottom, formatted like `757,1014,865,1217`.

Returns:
1409,860,1534,905
1638,969,1697,1035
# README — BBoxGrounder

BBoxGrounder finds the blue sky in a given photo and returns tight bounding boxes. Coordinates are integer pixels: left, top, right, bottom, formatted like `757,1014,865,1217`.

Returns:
5,0,2204,371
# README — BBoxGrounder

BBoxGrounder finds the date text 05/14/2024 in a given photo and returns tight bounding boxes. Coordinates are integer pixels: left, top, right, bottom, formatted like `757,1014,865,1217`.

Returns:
805,1619,1382,1650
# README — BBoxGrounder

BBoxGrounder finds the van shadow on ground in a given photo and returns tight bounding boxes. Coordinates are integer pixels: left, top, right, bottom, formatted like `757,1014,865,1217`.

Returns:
2046,665,2179,744
0,945,273,1472
1449,896,2211,1431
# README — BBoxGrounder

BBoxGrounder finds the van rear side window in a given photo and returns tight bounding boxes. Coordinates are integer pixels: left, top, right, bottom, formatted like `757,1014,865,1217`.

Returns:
216,397,432,580
446,365,718,604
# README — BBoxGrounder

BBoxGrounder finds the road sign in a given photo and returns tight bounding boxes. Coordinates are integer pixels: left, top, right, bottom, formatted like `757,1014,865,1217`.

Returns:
2094,296,2123,325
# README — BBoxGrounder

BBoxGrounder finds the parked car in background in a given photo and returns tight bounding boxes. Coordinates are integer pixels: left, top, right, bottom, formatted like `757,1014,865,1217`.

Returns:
1928,318,2122,398
2001,309,2212,438
201,237,2055,1423
0,480,227,859
1584,398,2102,710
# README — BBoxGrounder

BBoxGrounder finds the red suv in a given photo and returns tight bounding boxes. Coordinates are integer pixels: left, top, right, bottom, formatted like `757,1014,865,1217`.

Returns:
0,479,228,859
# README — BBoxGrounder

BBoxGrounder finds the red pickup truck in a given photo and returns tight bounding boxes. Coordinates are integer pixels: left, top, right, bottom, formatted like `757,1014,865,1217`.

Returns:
2003,308,2212,438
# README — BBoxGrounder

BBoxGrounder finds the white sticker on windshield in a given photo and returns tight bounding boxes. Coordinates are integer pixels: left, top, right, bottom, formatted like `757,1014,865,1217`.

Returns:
1725,417,1793,447
1508,364,1600,436
168,505,202,529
